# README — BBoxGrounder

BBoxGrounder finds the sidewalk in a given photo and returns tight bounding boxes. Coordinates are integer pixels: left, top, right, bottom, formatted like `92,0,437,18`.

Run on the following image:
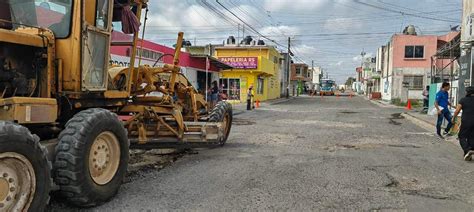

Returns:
367,97,403,109
230,96,296,116
366,97,459,145
401,111,459,145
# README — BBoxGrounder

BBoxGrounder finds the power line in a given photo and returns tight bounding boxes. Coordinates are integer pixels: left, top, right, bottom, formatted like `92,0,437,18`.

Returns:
215,0,287,49
353,0,460,23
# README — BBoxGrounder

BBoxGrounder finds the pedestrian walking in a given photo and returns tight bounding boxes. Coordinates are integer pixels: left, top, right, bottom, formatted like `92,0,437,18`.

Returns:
434,82,453,138
247,85,254,110
453,86,474,161
210,81,219,108
422,85,430,113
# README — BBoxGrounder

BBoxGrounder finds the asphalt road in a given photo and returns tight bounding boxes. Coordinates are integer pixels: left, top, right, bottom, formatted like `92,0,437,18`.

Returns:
53,96,474,211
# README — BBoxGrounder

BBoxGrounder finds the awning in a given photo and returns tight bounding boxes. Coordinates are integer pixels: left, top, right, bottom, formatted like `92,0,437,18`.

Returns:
190,54,234,70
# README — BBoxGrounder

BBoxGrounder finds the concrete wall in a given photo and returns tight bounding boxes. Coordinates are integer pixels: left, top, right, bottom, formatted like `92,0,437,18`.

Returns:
391,68,430,100
462,0,474,43
462,0,474,86
382,76,392,101
391,35,438,68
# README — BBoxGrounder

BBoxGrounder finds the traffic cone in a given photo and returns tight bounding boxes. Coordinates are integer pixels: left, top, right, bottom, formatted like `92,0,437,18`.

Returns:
350,93,353,99
256,100,260,108
406,100,412,110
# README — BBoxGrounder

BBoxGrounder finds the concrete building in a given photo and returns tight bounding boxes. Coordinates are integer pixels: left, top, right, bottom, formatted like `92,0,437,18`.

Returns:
214,41,282,103
354,67,363,93
361,57,378,96
280,53,291,97
377,26,458,102
311,67,323,91
461,0,474,87
290,63,311,95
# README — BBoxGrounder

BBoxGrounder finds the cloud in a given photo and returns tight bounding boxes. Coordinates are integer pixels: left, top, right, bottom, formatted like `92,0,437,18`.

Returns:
263,0,329,11
323,18,363,31
293,44,317,56
329,61,344,66
352,53,374,62
260,25,301,37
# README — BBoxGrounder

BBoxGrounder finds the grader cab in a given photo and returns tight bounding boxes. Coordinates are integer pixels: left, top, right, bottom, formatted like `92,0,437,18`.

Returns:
0,0,233,211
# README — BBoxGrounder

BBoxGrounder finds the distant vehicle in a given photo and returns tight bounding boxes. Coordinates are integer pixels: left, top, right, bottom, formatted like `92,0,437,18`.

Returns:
320,79,336,96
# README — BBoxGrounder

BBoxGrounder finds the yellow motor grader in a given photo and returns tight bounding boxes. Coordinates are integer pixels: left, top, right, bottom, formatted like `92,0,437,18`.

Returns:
0,0,233,211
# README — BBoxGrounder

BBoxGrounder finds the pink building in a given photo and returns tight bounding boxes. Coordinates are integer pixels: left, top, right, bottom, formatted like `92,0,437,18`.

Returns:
110,31,231,92
378,27,459,101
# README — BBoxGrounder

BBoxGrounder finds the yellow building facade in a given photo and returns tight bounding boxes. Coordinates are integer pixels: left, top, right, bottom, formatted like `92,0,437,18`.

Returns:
215,46,282,103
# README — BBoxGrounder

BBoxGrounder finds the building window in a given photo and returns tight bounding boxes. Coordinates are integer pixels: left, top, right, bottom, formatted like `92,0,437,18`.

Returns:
95,0,109,30
257,77,264,94
219,78,240,100
405,46,424,59
295,67,301,75
403,76,423,90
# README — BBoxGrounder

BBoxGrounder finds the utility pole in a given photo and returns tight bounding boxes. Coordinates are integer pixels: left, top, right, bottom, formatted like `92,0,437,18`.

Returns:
286,37,291,98
237,24,240,46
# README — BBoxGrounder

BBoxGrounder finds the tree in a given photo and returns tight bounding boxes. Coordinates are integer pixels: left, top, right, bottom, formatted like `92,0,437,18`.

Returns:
345,77,356,87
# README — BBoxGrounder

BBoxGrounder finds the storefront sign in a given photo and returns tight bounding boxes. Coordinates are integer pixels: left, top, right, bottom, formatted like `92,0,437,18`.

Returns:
219,57,258,69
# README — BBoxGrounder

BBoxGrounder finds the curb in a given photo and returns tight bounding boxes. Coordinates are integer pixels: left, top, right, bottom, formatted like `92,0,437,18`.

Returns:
369,100,403,108
401,113,458,146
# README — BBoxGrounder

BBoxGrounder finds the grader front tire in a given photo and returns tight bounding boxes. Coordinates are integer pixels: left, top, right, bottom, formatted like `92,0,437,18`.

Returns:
0,121,52,212
53,108,129,207
209,101,233,146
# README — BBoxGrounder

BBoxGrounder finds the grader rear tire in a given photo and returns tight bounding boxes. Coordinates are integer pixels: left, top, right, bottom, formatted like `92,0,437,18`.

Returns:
0,121,52,212
209,101,233,146
53,108,129,207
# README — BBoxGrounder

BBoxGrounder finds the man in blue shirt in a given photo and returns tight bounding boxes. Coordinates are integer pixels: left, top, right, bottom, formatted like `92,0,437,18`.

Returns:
434,82,453,138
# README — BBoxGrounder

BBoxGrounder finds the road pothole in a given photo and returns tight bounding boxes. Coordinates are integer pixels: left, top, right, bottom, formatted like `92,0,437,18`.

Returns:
339,111,359,114
388,113,405,125
366,166,455,201
233,118,256,126
324,143,421,152
277,119,364,128
125,149,187,183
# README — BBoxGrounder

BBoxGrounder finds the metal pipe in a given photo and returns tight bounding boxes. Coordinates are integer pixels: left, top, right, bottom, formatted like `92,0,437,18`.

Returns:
138,7,149,67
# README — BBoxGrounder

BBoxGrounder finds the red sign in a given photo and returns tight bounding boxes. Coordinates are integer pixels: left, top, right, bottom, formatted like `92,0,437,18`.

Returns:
219,57,258,69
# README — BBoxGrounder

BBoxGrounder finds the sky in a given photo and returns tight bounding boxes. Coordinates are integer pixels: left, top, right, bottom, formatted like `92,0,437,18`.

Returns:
140,0,462,84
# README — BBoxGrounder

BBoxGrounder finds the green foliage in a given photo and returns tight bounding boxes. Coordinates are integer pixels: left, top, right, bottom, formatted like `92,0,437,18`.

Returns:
391,98,422,108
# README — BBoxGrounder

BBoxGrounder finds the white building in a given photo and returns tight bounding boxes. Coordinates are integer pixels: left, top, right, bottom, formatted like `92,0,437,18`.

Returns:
311,67,323,91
